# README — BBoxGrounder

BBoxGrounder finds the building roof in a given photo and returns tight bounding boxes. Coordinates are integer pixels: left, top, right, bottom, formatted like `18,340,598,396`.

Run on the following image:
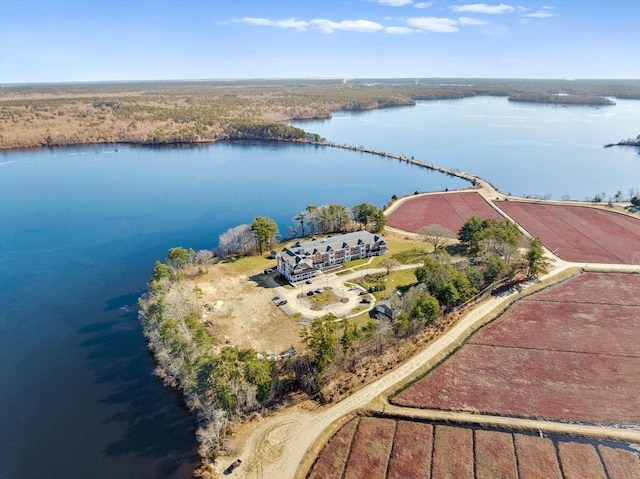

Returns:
278,231,385,268
293,231,383,254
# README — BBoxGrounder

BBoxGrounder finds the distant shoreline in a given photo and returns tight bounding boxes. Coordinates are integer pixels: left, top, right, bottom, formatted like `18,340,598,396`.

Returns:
2,79,638,151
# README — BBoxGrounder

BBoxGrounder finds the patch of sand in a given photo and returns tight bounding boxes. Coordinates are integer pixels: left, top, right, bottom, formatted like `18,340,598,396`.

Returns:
190,264,303,354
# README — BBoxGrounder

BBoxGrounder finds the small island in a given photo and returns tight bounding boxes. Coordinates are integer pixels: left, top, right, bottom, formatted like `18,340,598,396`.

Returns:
508,92,615,105
604,134,640,148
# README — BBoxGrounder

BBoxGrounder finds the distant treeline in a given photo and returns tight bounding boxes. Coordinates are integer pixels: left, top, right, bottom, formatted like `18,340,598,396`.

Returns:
1,78,639,149
508,93,615,105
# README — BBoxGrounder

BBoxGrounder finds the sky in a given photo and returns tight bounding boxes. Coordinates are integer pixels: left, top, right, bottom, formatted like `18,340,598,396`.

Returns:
1,0,639,83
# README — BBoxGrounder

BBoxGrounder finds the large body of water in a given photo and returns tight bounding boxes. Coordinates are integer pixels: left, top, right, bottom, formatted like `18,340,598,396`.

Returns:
293,96,640,199
1,97,638,478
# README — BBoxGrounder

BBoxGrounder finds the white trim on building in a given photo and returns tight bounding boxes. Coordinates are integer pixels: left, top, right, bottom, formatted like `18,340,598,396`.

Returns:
277,231,387,283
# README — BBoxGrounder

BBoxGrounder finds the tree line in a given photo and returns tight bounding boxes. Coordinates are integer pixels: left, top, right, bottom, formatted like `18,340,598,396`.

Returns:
216,202,386,258
139,247,303,468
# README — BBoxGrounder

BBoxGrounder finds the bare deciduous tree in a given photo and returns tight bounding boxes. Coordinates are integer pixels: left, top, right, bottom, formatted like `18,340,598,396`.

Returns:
217,224,256,256
380,258,400,275
418,224,456,251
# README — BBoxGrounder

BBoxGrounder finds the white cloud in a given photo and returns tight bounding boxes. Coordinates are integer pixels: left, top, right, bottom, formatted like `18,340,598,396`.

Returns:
235,17,384,34
414,2,433,8
235,17,309,30
524,9,555,18
458,16,488,25
374,0,414,6
450,3,516,14
311,19,384,34
407,16,459,32
237,17,272,26
385,26,418,34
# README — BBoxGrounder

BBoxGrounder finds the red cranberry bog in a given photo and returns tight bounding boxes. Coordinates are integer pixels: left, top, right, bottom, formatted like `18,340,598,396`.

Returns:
497,201,640,264
387,191,504,234
306,417,640,479
391,272,640,425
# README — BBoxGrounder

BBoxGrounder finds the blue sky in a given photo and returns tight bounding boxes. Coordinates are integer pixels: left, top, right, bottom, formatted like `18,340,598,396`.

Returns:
1,0,639,83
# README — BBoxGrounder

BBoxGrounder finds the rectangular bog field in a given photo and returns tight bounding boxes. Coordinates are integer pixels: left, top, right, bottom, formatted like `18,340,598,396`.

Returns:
306,417,640,479
391,272,640,425
387,191,504,234
497,201,640,264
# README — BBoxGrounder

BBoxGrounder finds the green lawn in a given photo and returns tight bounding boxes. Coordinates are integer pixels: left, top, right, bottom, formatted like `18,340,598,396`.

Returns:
341,257,370,268
308,290,340,307
371,269,418,300
224,255,276,275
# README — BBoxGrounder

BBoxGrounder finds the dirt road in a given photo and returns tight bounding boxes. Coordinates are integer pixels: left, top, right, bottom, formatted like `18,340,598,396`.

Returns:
220,257,639,479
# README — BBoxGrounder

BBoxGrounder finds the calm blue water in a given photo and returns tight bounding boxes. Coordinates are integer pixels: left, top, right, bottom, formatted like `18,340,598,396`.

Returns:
0,142,466,479
1,97,638,478
293,96,640,199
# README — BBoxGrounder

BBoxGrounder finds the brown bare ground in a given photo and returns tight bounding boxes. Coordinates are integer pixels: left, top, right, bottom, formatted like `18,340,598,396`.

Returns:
188,264,303,354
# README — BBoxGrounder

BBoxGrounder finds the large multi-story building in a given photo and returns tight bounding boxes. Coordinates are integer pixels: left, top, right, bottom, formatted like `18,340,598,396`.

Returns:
276,231,387,283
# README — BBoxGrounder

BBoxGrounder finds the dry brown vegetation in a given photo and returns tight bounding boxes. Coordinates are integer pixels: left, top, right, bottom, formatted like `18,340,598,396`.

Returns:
2,78,638,149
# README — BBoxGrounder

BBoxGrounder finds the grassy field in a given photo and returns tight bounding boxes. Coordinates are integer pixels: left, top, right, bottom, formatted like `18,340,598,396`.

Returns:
223,254,276,275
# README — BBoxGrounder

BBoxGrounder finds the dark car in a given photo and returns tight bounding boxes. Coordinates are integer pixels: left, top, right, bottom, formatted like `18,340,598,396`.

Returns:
277,300,288,306
305,279,313,284
360,298,371,304
224,459,242,474
272,296,280,301
306,291,314,296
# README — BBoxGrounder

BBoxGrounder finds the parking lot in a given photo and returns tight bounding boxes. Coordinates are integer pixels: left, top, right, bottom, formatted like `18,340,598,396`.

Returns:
270,271,375,321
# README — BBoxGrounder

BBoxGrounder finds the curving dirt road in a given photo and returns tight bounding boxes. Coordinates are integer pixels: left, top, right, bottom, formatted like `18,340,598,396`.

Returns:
219,254,640,479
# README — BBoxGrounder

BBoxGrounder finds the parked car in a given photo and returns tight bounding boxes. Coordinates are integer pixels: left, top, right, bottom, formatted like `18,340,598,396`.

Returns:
277,300,288,306
305,279,313,284
272,296,280,301
225,459,242,474
306,291,314,296
360,298,371,304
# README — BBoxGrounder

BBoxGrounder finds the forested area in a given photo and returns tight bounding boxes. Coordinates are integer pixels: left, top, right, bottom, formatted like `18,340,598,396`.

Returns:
2,78,638,149
139,248,288,467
